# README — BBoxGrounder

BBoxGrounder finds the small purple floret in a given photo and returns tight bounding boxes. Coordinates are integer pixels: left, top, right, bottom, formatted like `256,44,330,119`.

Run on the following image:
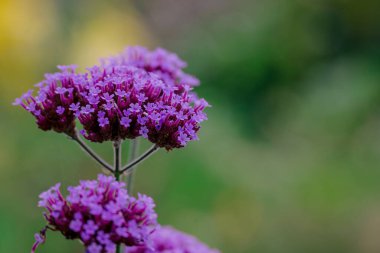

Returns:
56,106,65,115
98,117,109,128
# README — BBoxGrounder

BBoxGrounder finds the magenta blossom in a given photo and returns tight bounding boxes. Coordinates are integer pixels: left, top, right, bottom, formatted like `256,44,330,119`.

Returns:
14,48,209,150
126,226,220,253
75,65,209,149
33,174,158,253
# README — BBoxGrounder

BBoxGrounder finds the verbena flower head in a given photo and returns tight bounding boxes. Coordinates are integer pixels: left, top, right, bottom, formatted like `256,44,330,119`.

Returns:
102,46,200,92
14,46,209,149
33,174,157,253
126,226,220,253
13,65,79,136
76,65,209,149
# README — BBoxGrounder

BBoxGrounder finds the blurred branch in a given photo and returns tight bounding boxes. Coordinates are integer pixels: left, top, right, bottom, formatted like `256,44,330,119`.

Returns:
120,144,159,175
126,139,139,193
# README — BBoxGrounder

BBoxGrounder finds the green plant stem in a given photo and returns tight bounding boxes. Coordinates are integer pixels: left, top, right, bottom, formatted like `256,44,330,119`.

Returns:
70,131,113,172
113,140,121,253
120,145,159,175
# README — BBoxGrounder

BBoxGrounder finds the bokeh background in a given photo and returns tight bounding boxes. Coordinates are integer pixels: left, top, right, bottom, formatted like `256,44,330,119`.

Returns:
1,0,380,252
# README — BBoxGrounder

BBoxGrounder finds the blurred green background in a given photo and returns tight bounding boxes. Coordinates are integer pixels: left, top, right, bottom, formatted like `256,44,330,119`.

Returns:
1,0,380,252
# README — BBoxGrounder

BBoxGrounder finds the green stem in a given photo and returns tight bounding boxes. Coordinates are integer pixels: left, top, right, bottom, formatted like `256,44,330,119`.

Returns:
113,140,121,181
120,145,159,174
113,140,121,253
70,131,113,172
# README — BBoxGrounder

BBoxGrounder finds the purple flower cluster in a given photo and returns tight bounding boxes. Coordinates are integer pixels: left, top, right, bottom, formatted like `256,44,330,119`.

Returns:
126,226,220,253
14,47,209,149
76,65,208,149
35,174,157,253
13,65,78,136
102,46,200,92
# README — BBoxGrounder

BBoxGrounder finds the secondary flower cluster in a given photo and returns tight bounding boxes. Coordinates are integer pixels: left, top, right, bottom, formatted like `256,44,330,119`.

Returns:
34,174,157,253
126,226,220,253
14,47,209,149
102,46,200,91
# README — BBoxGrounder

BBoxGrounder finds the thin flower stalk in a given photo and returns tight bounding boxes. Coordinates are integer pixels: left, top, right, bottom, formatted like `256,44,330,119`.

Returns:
120,145,159,175
113,140,122,181
113,140,122,253
70,131,113,173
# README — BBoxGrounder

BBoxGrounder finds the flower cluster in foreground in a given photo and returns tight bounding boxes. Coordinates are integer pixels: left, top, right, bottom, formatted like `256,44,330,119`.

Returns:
76,65,208,148
14,47,209,150
126,226,220,253
34,174,157,253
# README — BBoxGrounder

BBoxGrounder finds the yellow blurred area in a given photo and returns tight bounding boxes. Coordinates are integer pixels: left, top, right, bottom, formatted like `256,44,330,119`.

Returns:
67,7,153,67
0,0,152,98
0,0,55,46
0,0,56,95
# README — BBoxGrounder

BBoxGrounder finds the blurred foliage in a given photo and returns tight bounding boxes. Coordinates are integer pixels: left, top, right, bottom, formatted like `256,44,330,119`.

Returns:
1,0,380,253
